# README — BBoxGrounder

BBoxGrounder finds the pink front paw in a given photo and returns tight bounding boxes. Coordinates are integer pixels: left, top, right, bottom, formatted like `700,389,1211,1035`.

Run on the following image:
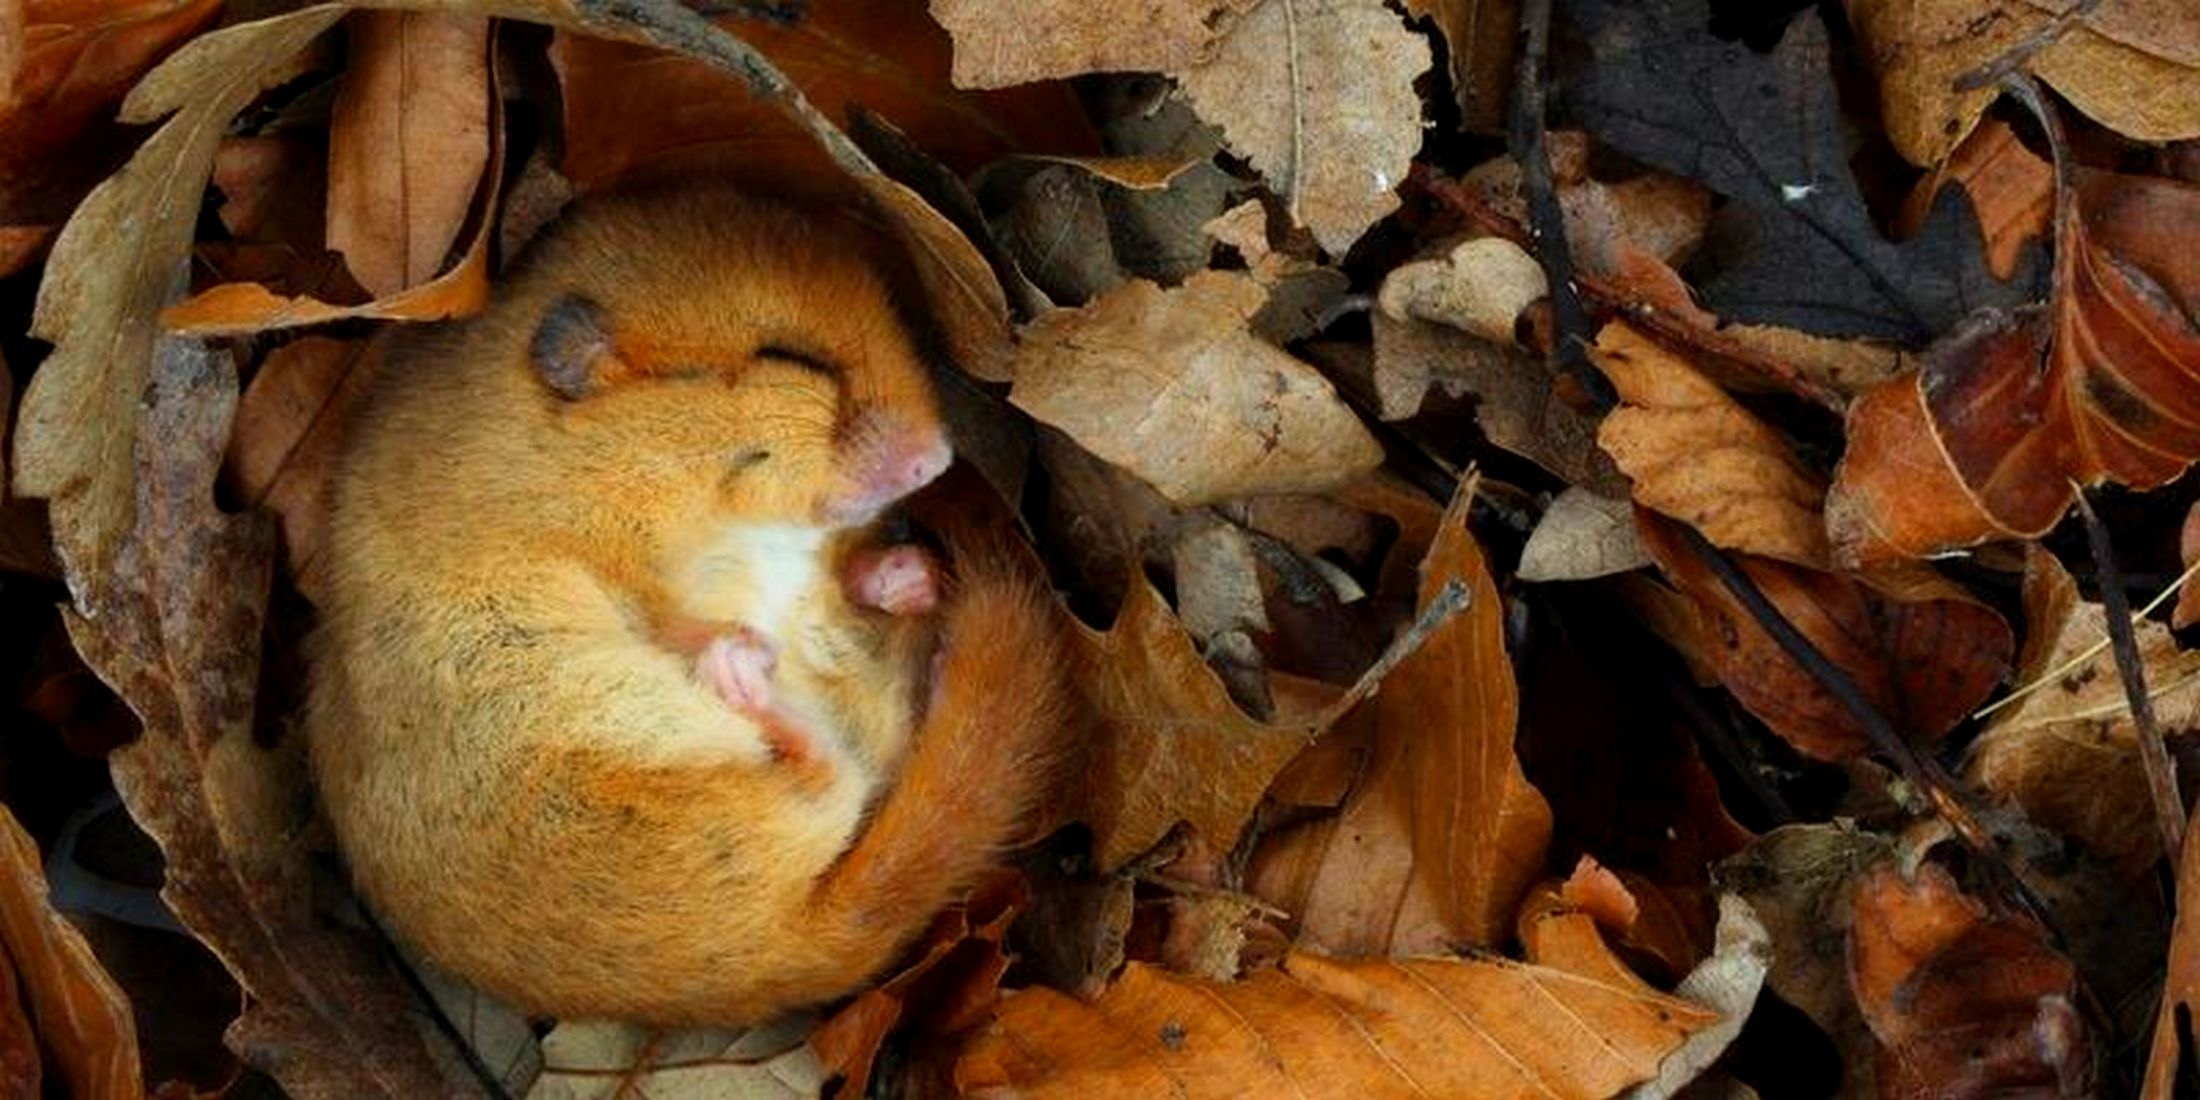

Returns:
844,544,941,616
695,626,778,715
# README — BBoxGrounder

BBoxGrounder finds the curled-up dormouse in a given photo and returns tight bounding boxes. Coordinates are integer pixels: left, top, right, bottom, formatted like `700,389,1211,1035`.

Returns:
307,183,1070,1024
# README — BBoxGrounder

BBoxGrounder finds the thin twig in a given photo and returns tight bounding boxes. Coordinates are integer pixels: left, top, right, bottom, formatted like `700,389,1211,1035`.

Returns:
1673,524,2054,925
2073,491,2187,862
1953,0,2104,92
1507,0,1612,411
1324,577,1472,722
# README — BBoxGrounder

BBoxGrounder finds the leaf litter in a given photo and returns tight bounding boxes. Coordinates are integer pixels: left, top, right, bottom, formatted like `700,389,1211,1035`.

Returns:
3,0,2200,1096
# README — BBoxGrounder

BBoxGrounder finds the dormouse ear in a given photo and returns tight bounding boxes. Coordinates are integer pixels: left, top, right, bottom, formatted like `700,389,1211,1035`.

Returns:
529,294,625,400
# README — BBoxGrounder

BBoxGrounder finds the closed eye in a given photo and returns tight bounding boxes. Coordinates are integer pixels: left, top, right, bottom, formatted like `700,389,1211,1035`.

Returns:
753,345,841,377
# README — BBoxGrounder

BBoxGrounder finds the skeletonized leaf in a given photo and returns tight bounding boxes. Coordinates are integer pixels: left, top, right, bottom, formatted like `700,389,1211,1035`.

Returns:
1012,270,1382,505
956,951,1715,1098
1175,0,1430,255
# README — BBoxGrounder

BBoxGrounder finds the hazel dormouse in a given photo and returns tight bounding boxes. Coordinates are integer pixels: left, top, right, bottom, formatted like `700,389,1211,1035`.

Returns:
306,183,1068,1025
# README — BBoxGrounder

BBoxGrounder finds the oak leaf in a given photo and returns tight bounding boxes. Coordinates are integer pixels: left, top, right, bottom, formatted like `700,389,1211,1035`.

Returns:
955,951,1715,1098
1175,0,1430,255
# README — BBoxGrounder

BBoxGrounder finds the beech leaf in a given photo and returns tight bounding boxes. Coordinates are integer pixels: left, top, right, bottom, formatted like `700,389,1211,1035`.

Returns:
956,952,1716,1098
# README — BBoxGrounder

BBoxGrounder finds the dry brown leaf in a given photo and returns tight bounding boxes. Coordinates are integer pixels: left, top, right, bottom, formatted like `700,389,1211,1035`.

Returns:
1074,576,1319,869
1716,824,1896,1096
2145,802,2200,1096
956,950,1714,1098
1594,321,1831,569
1369,311,1623,493
1377,235,1546,344
1636,513,2013,761
1848,0,2200,167
2179,499,2200,630
527,1017,822,1100
13,3,346,596
1176,0,1430,254
1251,487,1552,954
212,136,330,248
1517,488,1650,583
1012,271,1382,504
1402,0,1517,130
930,0,1261,88
66,338,476,1098
1624,896,1770,1100
324,10,490,298
0,0,222,220
1457,137,1710,277
0,805,136,1099
1849,863,2088,1099
224,336,379,601
159,250,492,335
1967,549,2200,874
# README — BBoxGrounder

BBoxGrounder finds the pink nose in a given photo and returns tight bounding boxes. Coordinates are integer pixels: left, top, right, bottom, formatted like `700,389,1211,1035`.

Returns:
826,429,952,525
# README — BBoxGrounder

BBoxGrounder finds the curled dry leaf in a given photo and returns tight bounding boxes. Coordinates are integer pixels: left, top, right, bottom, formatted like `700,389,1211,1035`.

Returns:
1517,488,1650,583
1377,236,1547,344
955,951,1715,1099
1402,0,1518,131
1622,896,1770,1100
1012,271,1382,505
324,10,491,299
0,805,137,1099
1966,549,2200,875
1849,863,2088,1100
1073,576,1320,869
1635,512,2013,761
1251,488,1552,954
13,4,346,596
1593,322,1830,569
929,0,1261,88
1828,185,2200,565
1175,0,1430,255
65,339,474,1098
1848,0,2200,168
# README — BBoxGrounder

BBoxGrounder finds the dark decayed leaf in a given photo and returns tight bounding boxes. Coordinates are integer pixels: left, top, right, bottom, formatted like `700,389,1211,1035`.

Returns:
1563,0,2041,344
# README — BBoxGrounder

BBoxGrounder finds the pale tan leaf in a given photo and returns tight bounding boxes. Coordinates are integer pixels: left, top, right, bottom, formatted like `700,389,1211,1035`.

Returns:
930,0,1262,89
1377,235,1547,344
13,4,346,595
1175,0,1431,254
1011,270,1381,504
527,1019,822,1100
956,952,1716,1098
1967,549,2200,874
1594,321,1831,569
1848,0,2200,166
1518,488,1651,583
325,11,490,297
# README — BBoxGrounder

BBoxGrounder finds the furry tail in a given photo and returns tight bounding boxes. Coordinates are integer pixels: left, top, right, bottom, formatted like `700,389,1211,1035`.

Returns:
802,538,1070,963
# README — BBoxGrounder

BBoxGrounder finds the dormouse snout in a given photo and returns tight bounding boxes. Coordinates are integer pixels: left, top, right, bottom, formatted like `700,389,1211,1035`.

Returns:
826,417,952,527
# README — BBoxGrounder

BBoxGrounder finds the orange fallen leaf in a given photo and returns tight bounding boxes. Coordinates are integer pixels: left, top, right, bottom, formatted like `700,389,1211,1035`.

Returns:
1828,186,2200,565
1849,863,2088,1099
1594,321,1831,568
1251,486,1551,954
955,950,1715,1098
0,805,134,1099
2144,808,2200,1097
1635,512,2012,760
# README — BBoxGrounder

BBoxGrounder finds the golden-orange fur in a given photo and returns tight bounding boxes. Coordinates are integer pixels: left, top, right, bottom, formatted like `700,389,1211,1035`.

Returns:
307,184,1067,1024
